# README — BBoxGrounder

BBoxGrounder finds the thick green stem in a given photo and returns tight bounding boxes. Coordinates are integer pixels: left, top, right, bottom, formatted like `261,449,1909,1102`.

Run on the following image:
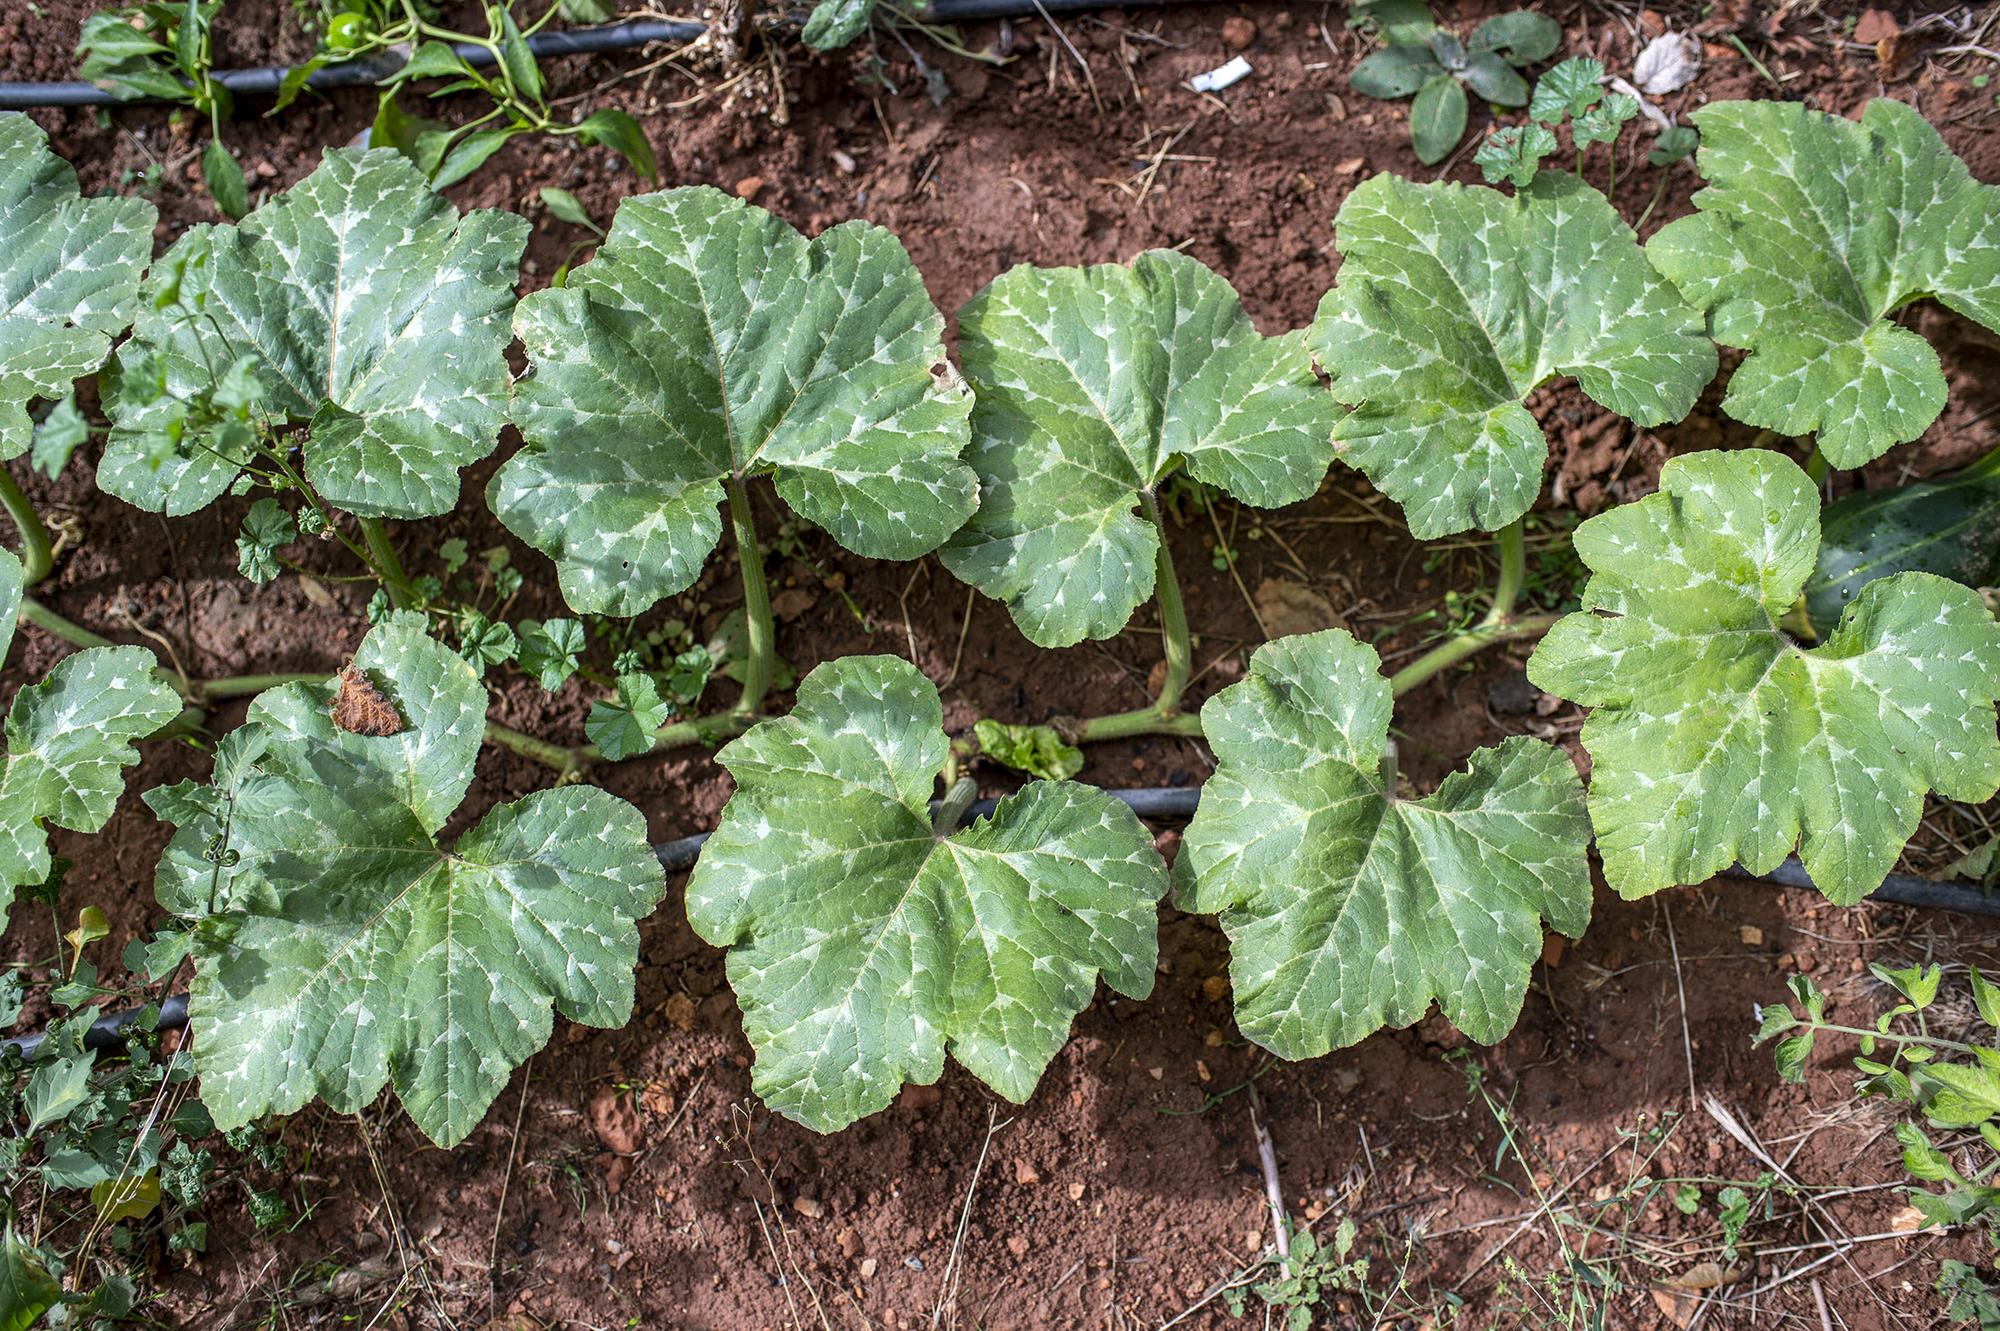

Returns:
0,468,54,587
726,474,777,719
1489,517,1526,616
934,776,978,836
1386,520,1559,697
194,673,322,702
357,517,418,610
484,720,588,781
1075,708,1206,743
1386,615,1563,697
1804,447,1830,488
19,596,115,651
1139,489,1193,718
649,709,753,753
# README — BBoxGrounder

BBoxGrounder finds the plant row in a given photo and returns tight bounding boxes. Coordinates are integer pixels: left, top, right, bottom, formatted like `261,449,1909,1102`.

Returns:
0,90,1997,1152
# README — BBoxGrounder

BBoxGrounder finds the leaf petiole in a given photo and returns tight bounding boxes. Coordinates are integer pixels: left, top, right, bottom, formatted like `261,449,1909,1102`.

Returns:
1386,519,1559,696
0,468,55,587
726,474,777,719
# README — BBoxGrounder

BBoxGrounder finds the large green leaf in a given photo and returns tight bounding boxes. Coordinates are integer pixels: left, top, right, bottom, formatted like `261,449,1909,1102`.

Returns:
685,655,1169,1132
100,149,527,519
1528,450,2000,904
494,186,974,617
0,113,156,461
0,645,181,918
1807,448,2000,634
0,1230,59,1331
802,0,875,49
148,618,665,1146
940,251,1341,647
1181,630,1589,1058
1310,172,1715,539
1648,99,2000,469
0,548,21,666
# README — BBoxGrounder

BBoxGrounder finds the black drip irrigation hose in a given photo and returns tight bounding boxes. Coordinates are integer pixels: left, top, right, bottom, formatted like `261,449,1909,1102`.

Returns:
7,783,1993,1063
0,0,1178,111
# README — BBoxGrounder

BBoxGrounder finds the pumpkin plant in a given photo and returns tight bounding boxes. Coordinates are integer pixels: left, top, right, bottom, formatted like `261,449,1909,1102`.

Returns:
493,185,975,756
146,617,665,1146
940,249,1341,745
685,655,1169,1132
0,95,1995,1160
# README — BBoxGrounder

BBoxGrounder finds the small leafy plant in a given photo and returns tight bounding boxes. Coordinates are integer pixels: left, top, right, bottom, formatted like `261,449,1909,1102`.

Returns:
1348,10,1561,164
77,1,655,204
1761,963,2000,1234
76,2,249,217
352,1,657,187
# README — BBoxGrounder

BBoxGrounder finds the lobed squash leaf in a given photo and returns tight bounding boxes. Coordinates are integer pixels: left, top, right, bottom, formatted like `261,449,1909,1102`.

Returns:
941,251,1340,647
148,618,665,1146
100,149,527,519
1528,450,2000,904
0,113,156,462
1310,172,1714,539
0,643,182,920
685,655,1168,1132
1181,630,1590,1059
494,186,974,618
1647,99,2000,468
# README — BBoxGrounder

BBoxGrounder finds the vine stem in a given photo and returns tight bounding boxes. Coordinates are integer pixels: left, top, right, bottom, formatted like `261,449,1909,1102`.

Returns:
726,473,776,719
1073,491,1195,744
650,709,753,753
0,468,55,587
18,597,114,652
484,720,589,782
194,673,322,702
933,776,978,836
357,516,418,610
1142,489,1193,717
1385,520,1559,698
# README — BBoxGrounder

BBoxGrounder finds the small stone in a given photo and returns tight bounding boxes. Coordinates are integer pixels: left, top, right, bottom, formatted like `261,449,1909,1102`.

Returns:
1069,1181,1086,1200
1148,1066,1164,1080
1221,16,1257,50
860,1257,878,1279
899,1084,942,1111
832,149,857,174
664,992,696,1031
1739,925,1764,946
793,1196,823,1219
1852,8,1899,44
735,175,766,201
771,587,816,622
1196,1059,1212,1084
1006,1235,1029,1257
587,1087,642,1154
1202,975,1230,1003
1334,156,1366,175
1014,1158,1041,1186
